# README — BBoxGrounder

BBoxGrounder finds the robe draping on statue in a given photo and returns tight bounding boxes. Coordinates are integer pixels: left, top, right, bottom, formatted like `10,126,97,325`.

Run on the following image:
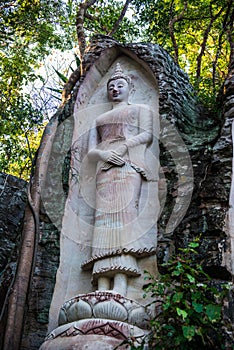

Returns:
81,104,157,282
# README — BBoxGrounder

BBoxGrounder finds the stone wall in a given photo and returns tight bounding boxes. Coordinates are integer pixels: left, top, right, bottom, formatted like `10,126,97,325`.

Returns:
1,36,233,349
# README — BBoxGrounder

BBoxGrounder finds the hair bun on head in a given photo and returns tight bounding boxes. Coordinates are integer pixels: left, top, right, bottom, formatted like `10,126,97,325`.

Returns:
107,63,131,85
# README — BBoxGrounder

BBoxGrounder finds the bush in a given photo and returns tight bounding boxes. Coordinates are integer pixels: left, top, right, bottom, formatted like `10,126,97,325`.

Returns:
141,240,230,349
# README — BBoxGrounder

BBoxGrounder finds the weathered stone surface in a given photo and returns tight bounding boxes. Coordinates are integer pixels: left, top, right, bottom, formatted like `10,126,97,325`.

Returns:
0,173,27,349
20,219,60,350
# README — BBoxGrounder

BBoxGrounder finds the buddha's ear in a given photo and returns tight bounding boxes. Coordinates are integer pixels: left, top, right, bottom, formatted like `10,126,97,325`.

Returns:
129,85,136,103
127,74,135,99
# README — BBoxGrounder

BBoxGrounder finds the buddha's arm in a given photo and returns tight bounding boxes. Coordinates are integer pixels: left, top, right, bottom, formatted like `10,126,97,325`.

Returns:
88,121,125,166
119,107,153,152
87,122,101,161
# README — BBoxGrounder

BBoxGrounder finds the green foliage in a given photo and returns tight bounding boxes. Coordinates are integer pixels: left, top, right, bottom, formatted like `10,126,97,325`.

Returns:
0,94,44,179
141,240,230,349
132,0,233,102
84,0,140,43
1,0,233,179
0,0,76,179
0,0,72,93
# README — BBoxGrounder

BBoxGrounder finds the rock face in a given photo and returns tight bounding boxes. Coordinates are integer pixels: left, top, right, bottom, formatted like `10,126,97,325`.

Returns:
0,173,27,349
1,36,234,349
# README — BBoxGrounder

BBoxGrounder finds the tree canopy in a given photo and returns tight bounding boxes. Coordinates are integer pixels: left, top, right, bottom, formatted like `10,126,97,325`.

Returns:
0,0,233,179
132,0,233,95
0,0,74,178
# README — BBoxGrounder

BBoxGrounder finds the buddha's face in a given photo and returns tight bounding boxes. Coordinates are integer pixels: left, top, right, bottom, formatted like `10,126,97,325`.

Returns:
107,78,129,103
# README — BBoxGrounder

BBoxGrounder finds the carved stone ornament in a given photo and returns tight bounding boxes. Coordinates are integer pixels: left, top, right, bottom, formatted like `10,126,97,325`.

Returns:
58,292,153,329
40,319,150,350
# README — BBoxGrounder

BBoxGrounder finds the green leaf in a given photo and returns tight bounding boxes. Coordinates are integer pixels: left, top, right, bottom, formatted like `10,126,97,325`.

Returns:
191,291,202,301
163,302,170,310
46,87,62,94
74,53,81,67
176,307,188,320
52,67,68,83
192,301,203,313
186,273,195,283
171,262,184,276
50,94,62,101
172,292,184,303
163,324,176,337
188,242,199,248
205,304,221,322
182,325,196,341
172,269,181,276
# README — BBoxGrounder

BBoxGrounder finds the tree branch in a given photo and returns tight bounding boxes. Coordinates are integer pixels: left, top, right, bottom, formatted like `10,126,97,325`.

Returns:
212,0,233,89
108,0,131,36
85,12,98,21
196,5,225,85
62,68,81,103
169,1,188,63
24,130,34,165
227,5,234,75
76,0,97,62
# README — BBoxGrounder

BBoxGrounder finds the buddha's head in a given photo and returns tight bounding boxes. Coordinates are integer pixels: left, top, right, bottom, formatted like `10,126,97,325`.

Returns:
107,63,132,103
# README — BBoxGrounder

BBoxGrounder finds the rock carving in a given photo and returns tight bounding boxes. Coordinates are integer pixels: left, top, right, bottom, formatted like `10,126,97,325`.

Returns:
81,64,158,295
44,53,160,349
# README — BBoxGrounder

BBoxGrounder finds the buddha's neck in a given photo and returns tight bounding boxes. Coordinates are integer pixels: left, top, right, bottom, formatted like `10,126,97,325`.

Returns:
111,101,129,109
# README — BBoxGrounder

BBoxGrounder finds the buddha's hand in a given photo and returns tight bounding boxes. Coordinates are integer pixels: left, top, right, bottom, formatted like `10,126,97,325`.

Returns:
100,150,125,170
115,144,128,157
100,150,125,165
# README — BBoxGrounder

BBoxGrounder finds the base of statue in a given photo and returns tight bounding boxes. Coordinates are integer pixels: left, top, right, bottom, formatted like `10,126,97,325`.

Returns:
40,333,130,350
39,292,153,349
39,318,150,349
